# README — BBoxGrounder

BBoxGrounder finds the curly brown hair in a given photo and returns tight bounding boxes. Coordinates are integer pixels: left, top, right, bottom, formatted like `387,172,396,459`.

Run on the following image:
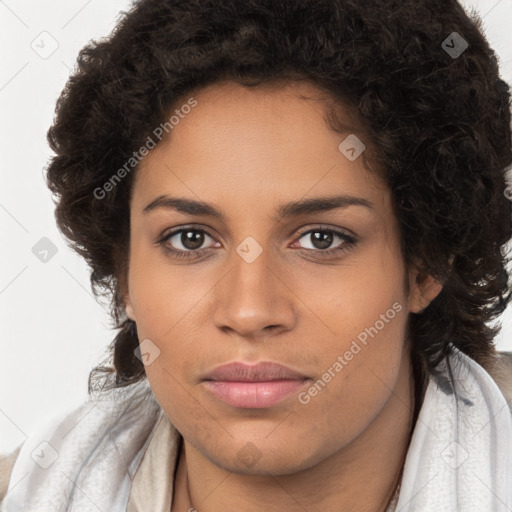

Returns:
44,0,512,393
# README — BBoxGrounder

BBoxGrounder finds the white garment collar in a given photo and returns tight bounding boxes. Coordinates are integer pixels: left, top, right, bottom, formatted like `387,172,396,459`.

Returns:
395,345,512,511
127,410,179,512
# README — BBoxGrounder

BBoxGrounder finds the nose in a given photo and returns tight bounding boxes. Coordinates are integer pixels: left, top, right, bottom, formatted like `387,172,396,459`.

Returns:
212,245,297,340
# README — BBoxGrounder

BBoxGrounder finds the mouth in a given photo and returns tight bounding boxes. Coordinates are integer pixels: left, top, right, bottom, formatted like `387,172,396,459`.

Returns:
202,361,312,408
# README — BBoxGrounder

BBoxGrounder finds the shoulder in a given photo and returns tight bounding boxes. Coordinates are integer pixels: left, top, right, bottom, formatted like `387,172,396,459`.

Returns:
0,444,23,503
0,378,160,510
481,350,512,411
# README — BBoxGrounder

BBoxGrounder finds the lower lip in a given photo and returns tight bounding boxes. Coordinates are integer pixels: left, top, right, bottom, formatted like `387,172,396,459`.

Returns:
203,379,309,408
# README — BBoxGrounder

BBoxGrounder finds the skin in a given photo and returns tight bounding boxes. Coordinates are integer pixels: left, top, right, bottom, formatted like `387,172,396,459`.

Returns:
123,80,443,512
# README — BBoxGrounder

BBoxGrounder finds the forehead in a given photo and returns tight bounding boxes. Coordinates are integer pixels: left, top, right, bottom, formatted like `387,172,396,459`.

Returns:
131,80,389,217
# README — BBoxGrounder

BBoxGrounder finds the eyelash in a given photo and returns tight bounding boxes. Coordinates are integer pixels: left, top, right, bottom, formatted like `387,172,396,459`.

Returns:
156,224,357,260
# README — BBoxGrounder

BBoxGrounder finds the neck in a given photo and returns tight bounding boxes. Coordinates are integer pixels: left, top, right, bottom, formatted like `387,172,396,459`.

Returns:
172,351,422,512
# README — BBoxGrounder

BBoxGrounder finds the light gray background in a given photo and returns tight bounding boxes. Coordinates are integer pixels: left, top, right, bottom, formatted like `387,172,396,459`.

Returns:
1,0,511,455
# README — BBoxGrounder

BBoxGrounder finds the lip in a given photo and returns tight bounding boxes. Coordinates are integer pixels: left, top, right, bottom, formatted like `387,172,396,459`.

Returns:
202,361,311,408
203,361,309,382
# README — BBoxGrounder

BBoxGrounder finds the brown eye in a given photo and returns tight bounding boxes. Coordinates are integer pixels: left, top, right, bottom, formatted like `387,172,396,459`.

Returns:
156,226,220,260
161,228,216,252
302,231,336,250
177,230,206,250
295,228,355,254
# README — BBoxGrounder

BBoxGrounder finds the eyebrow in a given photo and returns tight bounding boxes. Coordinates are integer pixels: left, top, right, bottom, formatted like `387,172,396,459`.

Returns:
142,194,374,219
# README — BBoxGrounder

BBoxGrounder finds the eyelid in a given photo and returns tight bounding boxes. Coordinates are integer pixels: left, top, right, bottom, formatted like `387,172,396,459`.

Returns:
293,223,356,240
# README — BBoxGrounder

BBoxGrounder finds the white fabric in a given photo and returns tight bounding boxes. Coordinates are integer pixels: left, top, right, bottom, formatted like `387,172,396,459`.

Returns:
3,344,512,512
2,380,161,512
394,346,512,511
126,411,179,512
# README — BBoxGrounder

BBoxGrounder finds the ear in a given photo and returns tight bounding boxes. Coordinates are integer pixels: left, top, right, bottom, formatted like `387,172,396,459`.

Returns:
117,269,136,322
124,293,136,322
407,263,444,314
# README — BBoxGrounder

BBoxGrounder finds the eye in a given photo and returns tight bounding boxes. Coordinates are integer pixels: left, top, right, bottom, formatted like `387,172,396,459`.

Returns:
292,227,356,256
156,224,357,260
156,226,219,259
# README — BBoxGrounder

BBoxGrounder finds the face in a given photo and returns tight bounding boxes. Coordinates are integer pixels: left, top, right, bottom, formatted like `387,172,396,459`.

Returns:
124,80,440,475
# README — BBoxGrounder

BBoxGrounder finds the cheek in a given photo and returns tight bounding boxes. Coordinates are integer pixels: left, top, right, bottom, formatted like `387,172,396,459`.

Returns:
293,242,408,407
128,244,207,335
292,240,406,346
127,248,214,388
291,303,408,458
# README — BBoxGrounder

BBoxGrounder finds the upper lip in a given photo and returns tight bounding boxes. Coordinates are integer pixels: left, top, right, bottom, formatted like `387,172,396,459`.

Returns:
203,361,309,382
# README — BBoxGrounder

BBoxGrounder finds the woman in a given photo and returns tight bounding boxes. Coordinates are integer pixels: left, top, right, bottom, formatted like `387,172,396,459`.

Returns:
2,0,512,510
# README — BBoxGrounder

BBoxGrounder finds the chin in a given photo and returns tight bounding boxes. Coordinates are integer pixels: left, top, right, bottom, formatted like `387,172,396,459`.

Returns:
203,439,324,477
